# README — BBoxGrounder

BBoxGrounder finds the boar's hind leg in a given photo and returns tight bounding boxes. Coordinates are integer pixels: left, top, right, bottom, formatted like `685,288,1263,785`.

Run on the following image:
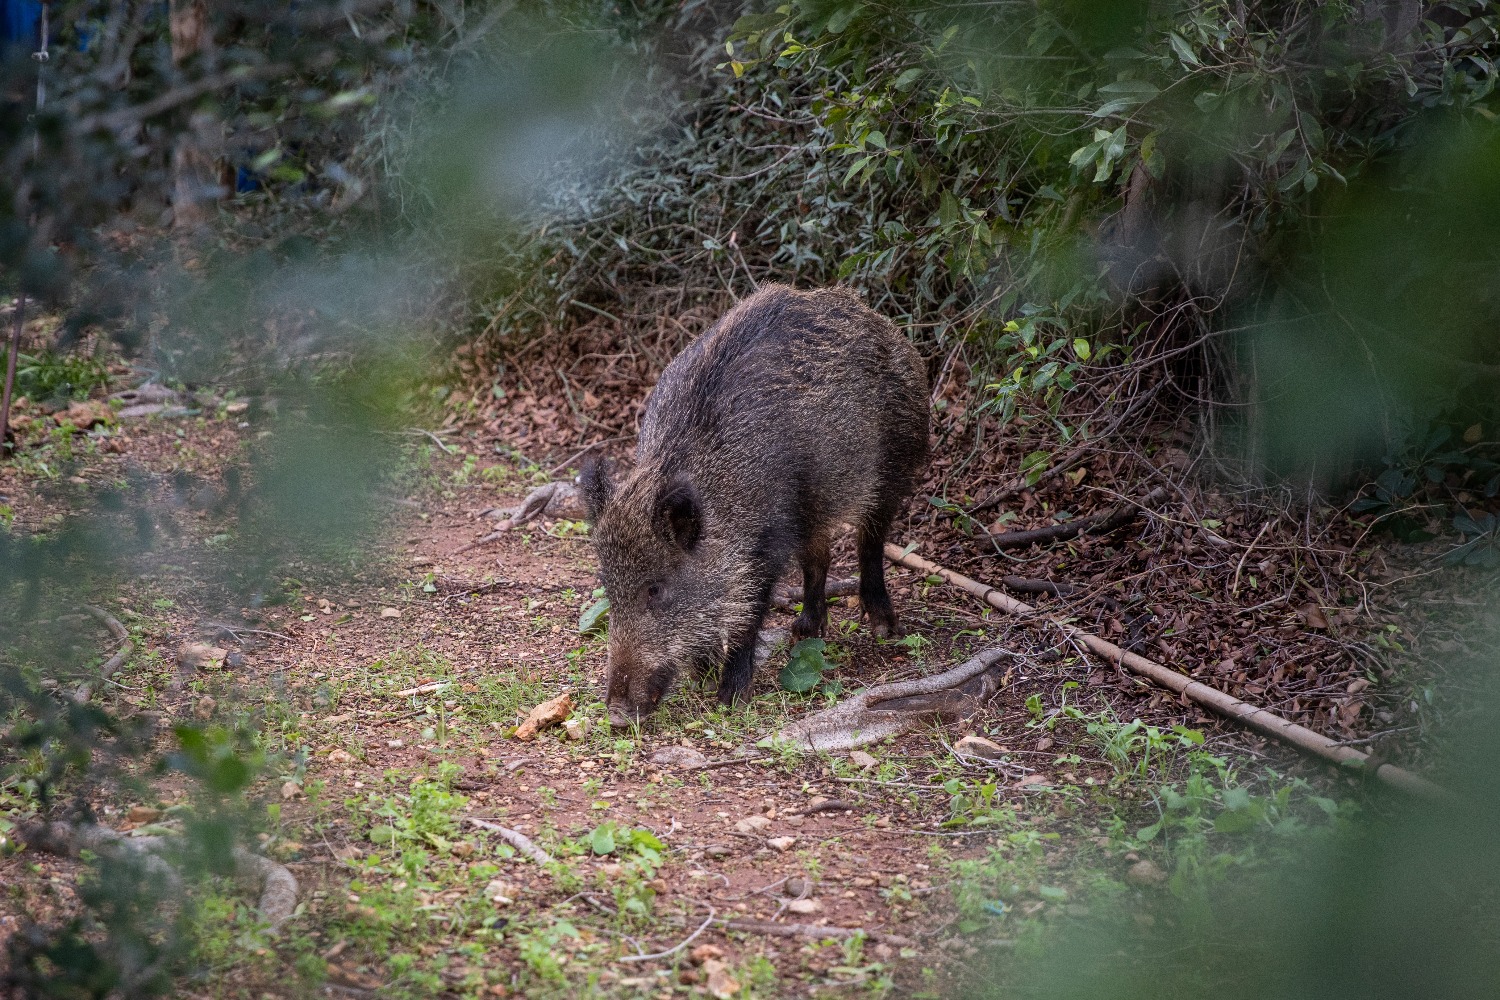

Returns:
857,509,902,639
790,532,831,641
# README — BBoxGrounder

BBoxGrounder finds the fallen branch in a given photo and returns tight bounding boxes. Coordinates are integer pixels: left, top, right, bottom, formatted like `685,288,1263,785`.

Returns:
771,648,1014,751
684,755,772,772
20,821,298,928
884,544,1447,800
720,918,913,947
1000,576,1123,612
391,681,449,698
466,817,554,865
789,799,858,816
772,578,859,611
618,903,716,963
84,605,134,675
982,486,1167,549
458,481,586,553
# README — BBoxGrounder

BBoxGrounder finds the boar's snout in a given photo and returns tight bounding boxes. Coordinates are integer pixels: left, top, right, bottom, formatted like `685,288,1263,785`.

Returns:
605,653,673,729
607,701,641,730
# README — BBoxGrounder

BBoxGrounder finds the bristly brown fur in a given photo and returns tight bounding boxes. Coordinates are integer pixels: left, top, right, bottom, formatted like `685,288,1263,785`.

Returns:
584,284,929,727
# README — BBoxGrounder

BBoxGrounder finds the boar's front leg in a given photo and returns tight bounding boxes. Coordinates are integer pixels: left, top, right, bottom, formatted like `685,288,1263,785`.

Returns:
716,575,777,707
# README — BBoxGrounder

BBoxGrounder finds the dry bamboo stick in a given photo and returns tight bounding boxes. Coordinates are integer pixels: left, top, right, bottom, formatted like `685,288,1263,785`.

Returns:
885,544,1446,800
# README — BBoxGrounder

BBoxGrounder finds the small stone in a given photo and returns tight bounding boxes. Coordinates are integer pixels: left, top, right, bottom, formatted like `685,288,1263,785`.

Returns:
562,717,589,741
328,749,354,764
194,696,216,720
648,746,709,769
126,806,161,825
600,863,623,877
178,643,227,671
379,607,401,618
735,815,772,834
1125,859,1169,890
280,780,303,800
784,877,810,898
848,750,879,770
872,816,891,828
787,898,821,915
767,836,796,852
513,692,573,741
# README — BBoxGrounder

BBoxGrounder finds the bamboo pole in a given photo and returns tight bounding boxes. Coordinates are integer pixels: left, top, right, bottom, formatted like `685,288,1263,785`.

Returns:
885,543,1446,800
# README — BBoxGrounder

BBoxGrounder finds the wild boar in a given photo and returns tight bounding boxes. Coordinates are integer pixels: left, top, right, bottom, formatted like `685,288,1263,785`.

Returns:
582,284,928,727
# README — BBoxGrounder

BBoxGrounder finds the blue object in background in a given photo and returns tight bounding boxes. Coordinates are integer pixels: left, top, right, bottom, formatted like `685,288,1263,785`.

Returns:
1,0,43,50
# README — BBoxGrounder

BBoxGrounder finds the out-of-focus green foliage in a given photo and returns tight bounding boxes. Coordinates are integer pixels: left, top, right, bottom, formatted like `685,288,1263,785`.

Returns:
959,686,1500,1000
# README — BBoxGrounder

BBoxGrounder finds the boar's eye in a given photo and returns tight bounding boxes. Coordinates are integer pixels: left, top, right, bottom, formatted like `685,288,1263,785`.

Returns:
643,582,666,610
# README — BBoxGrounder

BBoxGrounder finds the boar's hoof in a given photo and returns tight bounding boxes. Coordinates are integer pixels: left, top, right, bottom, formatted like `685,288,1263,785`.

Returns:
790,611,826,642
868,610,902,641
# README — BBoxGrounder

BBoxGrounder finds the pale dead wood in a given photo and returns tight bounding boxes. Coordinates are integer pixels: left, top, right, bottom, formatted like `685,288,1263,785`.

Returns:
771,648,1014,751
885,544,1448,800
465,817,554,866
84,605,134,675
391,681,448,698
617,903,716,963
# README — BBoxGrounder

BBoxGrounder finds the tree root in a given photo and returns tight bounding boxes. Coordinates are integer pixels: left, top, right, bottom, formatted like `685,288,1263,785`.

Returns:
771,648,1014,751
19,821,299,928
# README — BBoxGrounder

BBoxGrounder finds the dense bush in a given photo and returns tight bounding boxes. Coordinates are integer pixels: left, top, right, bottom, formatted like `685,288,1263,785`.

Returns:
464,0,1499,493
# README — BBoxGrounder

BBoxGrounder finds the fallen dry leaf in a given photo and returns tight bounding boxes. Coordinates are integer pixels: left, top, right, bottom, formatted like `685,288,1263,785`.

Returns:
849,750,879,770
1299,603,1330,630
126,806,161,825
513,692,573,740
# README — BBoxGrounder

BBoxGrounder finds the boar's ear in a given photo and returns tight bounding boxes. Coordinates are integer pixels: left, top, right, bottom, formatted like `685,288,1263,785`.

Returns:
579,457,614,522
655,474,702,551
